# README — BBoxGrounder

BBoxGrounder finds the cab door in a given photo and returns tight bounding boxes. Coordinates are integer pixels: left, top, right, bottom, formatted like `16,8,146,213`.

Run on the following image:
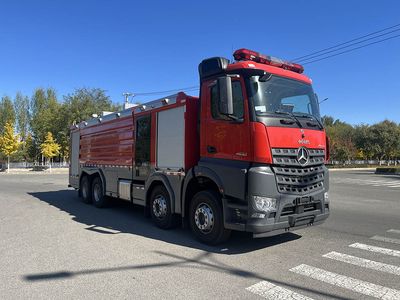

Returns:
201,78,251,161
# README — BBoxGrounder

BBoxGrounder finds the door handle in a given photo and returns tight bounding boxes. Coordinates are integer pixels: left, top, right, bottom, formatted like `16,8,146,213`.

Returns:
207,145,217,153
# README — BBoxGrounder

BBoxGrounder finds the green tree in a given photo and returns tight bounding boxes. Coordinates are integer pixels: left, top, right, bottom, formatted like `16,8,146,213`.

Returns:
353,124,378,160
324,118,356,163
0,96,16,135
369,120,400,165
14,92,30,141
40,132,60,172
62,88,119,124
0,122,21,173
322,115,335,127
24,134,37,162
30,88,61,162
58,88,119,163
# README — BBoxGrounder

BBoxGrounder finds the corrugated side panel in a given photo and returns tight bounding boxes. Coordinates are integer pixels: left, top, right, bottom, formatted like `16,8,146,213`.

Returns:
79,116,134,166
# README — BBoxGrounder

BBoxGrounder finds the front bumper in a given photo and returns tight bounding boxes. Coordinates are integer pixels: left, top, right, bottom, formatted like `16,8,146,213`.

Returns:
223,165,330,236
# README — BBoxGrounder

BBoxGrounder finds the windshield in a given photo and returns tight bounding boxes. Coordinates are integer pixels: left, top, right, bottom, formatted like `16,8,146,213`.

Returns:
248,75,321,119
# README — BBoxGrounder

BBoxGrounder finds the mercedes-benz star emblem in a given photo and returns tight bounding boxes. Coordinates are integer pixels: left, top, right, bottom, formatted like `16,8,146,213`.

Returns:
297,147,309,166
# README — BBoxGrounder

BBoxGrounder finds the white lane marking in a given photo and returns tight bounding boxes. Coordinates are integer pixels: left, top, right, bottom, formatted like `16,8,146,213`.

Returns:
323,251,400,276
290,264,400,299
349,243,400,258
246,280,314,300
388,229,400,234
371,235,400,245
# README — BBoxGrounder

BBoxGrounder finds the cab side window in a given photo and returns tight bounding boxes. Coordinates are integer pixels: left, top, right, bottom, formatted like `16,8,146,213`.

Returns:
211,81,244,120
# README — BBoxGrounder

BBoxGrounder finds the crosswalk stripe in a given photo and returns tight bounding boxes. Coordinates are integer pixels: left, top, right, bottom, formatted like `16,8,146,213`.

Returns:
388,229,400,234
349,243,400,258
246,280,314,300
323,251,400,275
371,235,400,245
290,264,400,299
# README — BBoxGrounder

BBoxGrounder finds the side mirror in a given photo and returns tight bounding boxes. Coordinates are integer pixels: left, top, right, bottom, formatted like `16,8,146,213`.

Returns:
217,76,233,115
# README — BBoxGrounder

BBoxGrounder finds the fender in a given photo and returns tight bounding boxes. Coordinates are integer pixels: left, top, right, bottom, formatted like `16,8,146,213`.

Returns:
79,167,107,195
145,172,176,213
181,165,225,218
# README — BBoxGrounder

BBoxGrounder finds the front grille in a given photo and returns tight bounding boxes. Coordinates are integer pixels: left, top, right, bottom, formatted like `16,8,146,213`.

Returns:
272,148,325,167
272,147,325,195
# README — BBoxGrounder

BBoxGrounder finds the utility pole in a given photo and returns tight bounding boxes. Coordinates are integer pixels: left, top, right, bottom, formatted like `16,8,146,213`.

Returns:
122,92,138,110
122,92,132,104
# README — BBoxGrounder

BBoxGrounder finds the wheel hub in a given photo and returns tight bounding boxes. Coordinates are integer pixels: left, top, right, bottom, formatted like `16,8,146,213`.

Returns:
194,203,214,233
153,195,167,218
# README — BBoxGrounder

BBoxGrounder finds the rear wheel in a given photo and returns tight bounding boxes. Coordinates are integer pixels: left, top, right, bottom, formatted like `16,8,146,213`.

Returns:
189,190,231,245
80,176,92,204
150,185,177,229
92,177,108,208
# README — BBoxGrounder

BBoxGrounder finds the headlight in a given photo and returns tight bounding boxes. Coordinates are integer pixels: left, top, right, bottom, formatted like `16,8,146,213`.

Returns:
252,196,277,213
324,192,329,203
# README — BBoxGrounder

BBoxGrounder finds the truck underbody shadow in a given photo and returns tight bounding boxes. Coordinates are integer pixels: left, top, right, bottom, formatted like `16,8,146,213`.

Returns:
28,189,301,254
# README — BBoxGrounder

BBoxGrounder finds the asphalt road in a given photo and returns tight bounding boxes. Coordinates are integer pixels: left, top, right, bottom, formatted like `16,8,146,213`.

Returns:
0,170,399,299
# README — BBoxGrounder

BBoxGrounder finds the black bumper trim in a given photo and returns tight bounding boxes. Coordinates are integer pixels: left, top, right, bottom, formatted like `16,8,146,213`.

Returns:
246,211,329,235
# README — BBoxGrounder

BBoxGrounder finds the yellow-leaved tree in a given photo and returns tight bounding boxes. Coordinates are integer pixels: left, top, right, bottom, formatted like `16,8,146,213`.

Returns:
0,122,21,173
40,132,60,172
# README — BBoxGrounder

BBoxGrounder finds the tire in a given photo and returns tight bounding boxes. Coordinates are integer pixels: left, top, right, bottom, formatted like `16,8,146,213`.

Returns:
91,177,108,208
189,190,231,245
150,185,178,229
80,176,92,204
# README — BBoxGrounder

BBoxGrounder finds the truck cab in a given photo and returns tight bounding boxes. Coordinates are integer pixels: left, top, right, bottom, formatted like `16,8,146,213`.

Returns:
193,49,329,240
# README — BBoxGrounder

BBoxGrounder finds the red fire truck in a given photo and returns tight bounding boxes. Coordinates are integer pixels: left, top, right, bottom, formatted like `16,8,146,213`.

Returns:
69,48,330,244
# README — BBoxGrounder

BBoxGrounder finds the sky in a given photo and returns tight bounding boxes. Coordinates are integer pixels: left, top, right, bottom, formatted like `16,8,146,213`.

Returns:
1,0,399,125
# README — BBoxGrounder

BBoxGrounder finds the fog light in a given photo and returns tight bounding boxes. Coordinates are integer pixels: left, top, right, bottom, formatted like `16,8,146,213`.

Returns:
252,196,277,213
324,192,329,203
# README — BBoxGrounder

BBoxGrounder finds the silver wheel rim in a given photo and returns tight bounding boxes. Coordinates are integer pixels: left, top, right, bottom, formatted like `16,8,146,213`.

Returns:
93,183,101,202
153,195,167,219
194,203,214,234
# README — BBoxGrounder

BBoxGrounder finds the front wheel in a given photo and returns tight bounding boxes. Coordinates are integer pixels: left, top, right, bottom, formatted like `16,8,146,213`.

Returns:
189,190,231,245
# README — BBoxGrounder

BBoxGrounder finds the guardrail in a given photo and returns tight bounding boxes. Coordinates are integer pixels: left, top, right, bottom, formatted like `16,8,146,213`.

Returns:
0,162,69,169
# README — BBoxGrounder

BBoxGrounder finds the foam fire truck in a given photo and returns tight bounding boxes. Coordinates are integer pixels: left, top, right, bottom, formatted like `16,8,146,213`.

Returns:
69,48,330,244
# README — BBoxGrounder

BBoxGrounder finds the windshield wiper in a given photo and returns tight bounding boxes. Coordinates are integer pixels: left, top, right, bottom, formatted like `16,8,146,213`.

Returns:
294,113,324,129
274,110,303,128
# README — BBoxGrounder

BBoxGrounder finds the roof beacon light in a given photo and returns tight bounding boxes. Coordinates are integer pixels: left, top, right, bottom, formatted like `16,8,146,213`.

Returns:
233,48,304,74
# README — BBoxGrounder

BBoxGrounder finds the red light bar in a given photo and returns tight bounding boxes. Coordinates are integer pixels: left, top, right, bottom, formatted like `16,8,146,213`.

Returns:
233,48,304,74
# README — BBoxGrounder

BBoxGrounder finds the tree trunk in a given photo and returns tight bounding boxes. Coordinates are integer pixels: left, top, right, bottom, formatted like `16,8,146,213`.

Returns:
49,158,52,173
7,156,9,174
